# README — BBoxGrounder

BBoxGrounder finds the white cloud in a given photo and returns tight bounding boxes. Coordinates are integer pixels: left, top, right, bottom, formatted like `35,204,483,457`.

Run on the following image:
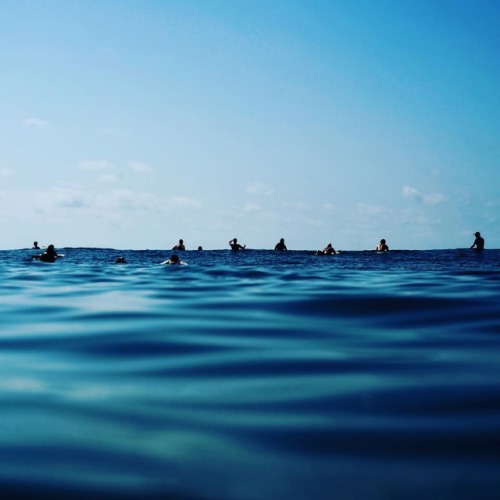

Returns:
356,203,383,215
423,192,447,205
0,167,13,177
97,189,159,211
129,161,151,173
79,160,114,170
100,173,118,183
43,186,90,209
402,186,420,200
22,118,50,129
168,196,202,208
246,182,274,196
244,203,262,212
38,188,164,216
402,186,447,205
284,201,310,210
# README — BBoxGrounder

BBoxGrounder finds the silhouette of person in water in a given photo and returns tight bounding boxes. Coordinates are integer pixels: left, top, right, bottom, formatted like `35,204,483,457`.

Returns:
197,246,203,251
322,243,336,255
35,244,58,263
162,254,182,265
315,243,335,255
470,232,485,250
229,238,245,251
172,239,185,250
376,239,389,252
32,241,40,249
115,256,127,264
274,238,287,251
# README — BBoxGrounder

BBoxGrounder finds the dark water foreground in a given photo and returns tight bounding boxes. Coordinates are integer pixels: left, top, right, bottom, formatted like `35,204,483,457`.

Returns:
1,249,499,499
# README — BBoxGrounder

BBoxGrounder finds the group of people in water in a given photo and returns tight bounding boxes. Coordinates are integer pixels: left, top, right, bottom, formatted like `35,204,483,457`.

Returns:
31,231,486,265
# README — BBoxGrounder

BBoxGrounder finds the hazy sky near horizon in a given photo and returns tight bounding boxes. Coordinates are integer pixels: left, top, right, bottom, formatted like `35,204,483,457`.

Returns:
1,0,499,250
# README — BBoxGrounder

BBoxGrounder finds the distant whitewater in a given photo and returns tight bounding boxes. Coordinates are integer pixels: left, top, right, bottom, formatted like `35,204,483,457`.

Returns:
1,248,500,499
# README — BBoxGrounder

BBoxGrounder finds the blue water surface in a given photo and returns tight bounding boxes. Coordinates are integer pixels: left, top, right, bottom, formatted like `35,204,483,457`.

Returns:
1,248,499,499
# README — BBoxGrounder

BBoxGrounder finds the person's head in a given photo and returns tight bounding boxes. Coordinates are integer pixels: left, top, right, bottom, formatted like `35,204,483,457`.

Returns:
115,257,126,264
280,238,285,243
34,241,38,246
179,239,183,244
198,246,203,251
233,238,237,243
170,254,180,263
380,239,386,244
327,243,332,248
47,244,54,251
474,232,481,237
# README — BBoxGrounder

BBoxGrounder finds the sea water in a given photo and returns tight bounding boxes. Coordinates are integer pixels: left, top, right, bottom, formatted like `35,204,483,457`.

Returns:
1,248,499,499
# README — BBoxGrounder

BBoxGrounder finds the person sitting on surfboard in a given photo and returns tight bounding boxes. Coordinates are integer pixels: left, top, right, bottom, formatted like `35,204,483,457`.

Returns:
316,243,336,255
172,239,185,251
274,238,287,251
376,239,389,252
34,244,58,263
229,238,246,251
470,232,485,250
322,243,336,255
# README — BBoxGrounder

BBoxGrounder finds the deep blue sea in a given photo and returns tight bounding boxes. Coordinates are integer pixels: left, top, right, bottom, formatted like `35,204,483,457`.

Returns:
1,248,499,499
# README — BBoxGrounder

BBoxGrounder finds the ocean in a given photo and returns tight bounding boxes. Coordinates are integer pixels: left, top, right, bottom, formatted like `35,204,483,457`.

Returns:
1,248,499,499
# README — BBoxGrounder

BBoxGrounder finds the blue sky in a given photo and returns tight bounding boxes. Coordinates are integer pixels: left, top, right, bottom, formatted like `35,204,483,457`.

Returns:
1,0,499,250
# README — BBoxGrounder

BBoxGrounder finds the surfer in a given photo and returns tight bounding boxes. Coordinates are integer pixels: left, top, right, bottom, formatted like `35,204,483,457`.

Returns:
229,238,245,251
274,238,287,251
322,243,336,255
376,239,389,252
32,241,40,250
115,256,127,264
162,254,183,265
172,239,185,251
316,243,336,255
34,244,58,263
470,232,485,250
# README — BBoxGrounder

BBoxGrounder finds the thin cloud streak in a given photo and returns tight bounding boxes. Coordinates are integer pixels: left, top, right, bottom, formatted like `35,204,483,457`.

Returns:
402,186,448,205
246,183,275,196
22,118,50,129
